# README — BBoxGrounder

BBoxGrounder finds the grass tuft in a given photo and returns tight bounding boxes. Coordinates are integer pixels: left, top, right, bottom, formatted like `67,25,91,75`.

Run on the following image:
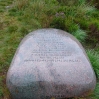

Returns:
87,50,99,79
72,29,87,42
13,0,29,10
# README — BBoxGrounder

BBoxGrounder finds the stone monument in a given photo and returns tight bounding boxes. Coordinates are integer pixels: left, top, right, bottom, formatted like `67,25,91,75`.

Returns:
6,29,96,99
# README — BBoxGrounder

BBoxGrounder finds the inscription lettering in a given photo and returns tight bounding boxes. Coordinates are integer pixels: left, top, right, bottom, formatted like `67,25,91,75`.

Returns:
24,34,81,63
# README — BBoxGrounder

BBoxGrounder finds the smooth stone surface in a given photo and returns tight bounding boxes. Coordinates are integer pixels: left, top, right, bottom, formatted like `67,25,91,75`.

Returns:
6,29,96,99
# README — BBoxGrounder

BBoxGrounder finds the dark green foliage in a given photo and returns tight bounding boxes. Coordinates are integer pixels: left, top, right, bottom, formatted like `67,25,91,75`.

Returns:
7,26,18,33
18,26,29,36
0,87,3,97
51,16,66,30
0,78,3,97
9,9,24,16
57,0,87,5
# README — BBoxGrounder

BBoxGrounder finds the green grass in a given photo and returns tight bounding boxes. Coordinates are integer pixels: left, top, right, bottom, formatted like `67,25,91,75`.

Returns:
87,50,99,79
0,0,99,99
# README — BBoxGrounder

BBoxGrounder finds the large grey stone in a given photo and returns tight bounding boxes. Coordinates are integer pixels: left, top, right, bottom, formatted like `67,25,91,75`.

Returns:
6,29,96,99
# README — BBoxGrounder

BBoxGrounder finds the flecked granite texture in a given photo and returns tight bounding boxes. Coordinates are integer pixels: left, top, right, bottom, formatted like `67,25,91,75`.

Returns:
6,29,96,99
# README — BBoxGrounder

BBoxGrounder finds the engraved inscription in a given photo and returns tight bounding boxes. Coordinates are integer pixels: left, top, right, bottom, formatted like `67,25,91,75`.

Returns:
24,59,80,62
45,95,66,98
24,34,81,62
